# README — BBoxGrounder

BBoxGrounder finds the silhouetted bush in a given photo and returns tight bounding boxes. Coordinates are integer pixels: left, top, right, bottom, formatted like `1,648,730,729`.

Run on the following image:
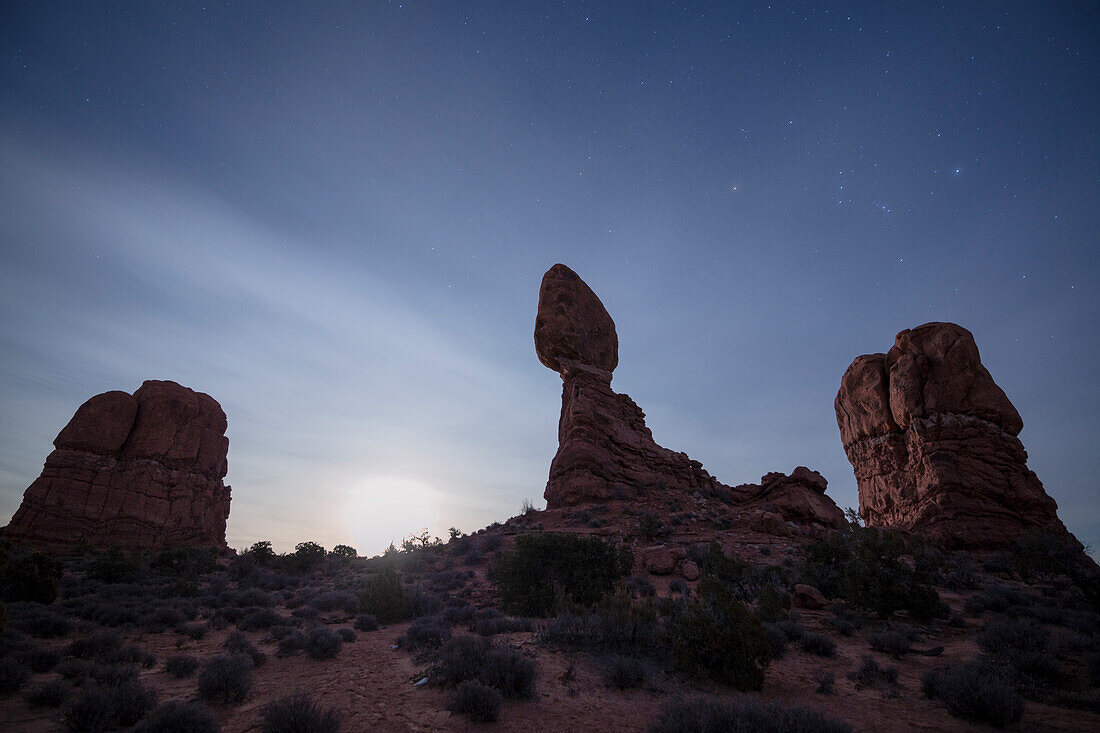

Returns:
493,533,630,617
826,608,863,636
150,547,217,578
105,643,156,668
922,661,1024,727
1,543,63,604
603,654,648,689
664,577,771,690
133,701,220,733
399,615,451,650
762,623,787,659
310,591,358,614
177,622,207,640
9,605,72,637
165,654,201,678
353,613,379,631
330,544,357,560
851,655,898,688
1012,529,1079,581
0,656,30,694
18,646,62,672
23,678,71,707
478,647,536,699
67,630,122,659
358,567,406,623
976,615,1058,683
799,631,836,657
225,630,267,667
447,679,501,723
539,590,660,656
278,631,307,656
197,654,253,704
800,523,947,620
626,575,657,599
87,547,142,584
647,696,852,733
754,584,789,623
813,669,835,695
336,627,355,642
261,693,341,733
475,615,534,636
435,635,490,686
238,607,285,631
306,626,343,660
868,629,912,658
62,679,155,731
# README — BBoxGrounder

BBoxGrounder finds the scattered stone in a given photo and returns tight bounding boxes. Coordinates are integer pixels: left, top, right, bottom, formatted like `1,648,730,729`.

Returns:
792,584,827,610
681,560,700,581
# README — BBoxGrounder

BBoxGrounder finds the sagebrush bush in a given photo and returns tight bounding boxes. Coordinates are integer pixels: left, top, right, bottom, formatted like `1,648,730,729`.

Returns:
447,679,502,723
477,647,536,699
664,577,771,690
225,630,268,667
62,679,155,731
354,613,379,631
602,654,647,689
0,656,30,694
798,631,836,657
336,627,355,642
435,635,490,686
475,615,533,637
1,542,63,604
18,646,62,673
647,696,852,733
24,678,71,708
868,629,912,658
261,693,342,733
851,655,898,688
67,629,122,659
306,626,344,660
976,615,1058,683
133,701,220,733
493,533,630,617
922,661,1024,727
197,654,253,704
165,654,201,678
358,566,406,623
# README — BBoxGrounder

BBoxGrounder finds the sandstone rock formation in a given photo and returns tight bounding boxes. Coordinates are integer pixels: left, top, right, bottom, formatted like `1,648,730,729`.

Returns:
536,263,844,529
836,322,1072,549
3,380,231,551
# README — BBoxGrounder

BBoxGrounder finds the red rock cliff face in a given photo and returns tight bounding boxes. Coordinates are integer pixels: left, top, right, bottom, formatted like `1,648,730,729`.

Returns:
3,380,231,551
835,322,1072,549
536,263,844,529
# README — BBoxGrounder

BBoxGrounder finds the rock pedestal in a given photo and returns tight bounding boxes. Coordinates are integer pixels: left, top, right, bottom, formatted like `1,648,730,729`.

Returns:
3,380,231,551
535,263,844,529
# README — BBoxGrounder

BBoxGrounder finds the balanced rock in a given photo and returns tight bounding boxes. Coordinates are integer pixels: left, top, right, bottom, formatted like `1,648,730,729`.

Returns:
835,322,1072,548
535,264,844,529
3,380,231,551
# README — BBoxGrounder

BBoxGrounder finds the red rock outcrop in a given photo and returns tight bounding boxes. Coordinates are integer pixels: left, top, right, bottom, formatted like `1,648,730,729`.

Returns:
536,263,844,529
3,380,231,551
836,322,1073,549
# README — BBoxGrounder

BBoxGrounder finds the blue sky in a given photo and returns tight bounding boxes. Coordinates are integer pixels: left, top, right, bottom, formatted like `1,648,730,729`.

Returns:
2,2,1097,555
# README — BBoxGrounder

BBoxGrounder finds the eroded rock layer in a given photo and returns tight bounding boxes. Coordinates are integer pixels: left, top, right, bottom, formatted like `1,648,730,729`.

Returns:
536,263,843,529
836,322,1071,548
3,380,231,551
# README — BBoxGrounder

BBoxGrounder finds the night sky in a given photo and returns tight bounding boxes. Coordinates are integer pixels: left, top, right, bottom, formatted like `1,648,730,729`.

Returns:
1,2,1097,556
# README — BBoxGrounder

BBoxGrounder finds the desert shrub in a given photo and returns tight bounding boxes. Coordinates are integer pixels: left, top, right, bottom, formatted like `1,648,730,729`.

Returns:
310,591,358,614
90,663,139,687
336,627,355,642
755,584,789,623
922,661,1024,727
9,606,72,637
493,533,630,617
261,693,341,733
87,547,142,584
868,629,912,658
540,589,660,656
62,679,155,731
827,608,863,636
18,646,62,672
762,623,788,659
306,626,343,660
399,616,450,650
475,615,533,636
234,588,275,608
436,635,490,685
478,647,536,699
798,631,836,657
668,578,690,598
1012,529,1079,581
405,588,444,618
142,606,186,632
813,669,835,695
647,696,852,733
603,654,648,689
851,655,898,688
664,577,771,690
292,605,320,620
0,542,64,604
625,575,657,599
358,567,406,623
197,654,253,704
800,523,947,619
443,602,478,627
0,656,30,694
67,630,122,659
177,621,207,640
238,607,285,631
330,544,357,560
225,630,267,667
165,654,201,678
150,546,217,578
24,678,71,707
133,701,220,733
353,613,379,632
447,679,501,723
278,631,307,656
56,658,96,683
105,643,156,668
976,615,1058,683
